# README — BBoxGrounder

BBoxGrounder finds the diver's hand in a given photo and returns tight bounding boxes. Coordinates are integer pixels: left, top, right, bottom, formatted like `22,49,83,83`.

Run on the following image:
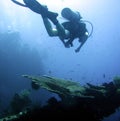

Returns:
64,42,70,48
75,47,80,53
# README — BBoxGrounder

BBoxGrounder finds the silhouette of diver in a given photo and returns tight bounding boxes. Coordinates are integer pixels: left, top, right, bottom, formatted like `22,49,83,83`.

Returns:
11,0,92,53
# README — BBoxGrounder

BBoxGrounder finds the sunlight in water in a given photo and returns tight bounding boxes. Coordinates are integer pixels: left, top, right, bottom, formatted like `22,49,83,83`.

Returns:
38,0,80,8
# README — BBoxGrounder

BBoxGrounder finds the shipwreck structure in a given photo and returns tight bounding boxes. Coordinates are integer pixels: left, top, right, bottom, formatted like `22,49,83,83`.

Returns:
1,75,120,121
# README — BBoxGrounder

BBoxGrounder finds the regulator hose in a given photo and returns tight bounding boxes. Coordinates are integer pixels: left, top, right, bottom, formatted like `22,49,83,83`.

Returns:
82,20,93,37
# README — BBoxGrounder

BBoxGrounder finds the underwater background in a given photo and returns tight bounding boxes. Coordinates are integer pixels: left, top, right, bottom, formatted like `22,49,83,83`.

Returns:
0,0,120,120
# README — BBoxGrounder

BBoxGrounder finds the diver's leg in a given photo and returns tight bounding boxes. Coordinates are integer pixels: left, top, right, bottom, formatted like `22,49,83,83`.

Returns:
42,17,65,37
42,17,58,36
42,17,66,37
42,17,68,46
56,23,71,47
56,23,66,39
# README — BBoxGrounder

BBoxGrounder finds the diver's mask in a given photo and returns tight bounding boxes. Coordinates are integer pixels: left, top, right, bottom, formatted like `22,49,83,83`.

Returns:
61,7,82,22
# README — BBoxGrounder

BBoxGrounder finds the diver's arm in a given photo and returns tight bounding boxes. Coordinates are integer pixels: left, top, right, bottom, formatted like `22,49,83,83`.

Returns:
75,42,84,53
11,0,27,7
75,32,88,53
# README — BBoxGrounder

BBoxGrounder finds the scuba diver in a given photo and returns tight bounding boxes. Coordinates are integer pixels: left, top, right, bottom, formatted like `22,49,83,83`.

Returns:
11,0,93,53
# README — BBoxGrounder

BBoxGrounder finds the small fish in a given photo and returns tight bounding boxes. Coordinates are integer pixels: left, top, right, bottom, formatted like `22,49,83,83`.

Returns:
103,74,106,78
48,70,52,74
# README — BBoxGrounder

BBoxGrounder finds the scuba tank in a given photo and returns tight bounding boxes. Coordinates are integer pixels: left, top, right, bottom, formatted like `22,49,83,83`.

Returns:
61,7,82,22
61,7,93,37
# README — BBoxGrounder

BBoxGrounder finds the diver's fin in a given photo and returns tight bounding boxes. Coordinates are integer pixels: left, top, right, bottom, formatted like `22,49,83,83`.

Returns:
12,0,58,25
38,6,58,25
23,0,59,25
11,0,27,7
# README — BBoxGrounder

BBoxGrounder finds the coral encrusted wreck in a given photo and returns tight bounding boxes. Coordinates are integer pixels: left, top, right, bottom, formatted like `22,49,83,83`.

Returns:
1,75,120,121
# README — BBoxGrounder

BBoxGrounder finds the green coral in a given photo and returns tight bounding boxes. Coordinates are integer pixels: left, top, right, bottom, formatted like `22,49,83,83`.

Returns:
113,76,120,88
10,89,32,113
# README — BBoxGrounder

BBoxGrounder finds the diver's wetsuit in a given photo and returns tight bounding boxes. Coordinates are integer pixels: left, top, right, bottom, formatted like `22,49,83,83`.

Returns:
61,21,88,46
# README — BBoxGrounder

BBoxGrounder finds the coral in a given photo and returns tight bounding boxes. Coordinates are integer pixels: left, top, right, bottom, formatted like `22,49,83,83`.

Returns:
113,76,120,88
10,89,32,113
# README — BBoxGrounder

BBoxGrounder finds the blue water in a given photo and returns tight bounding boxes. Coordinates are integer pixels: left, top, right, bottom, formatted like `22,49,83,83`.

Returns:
0,0,120,120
